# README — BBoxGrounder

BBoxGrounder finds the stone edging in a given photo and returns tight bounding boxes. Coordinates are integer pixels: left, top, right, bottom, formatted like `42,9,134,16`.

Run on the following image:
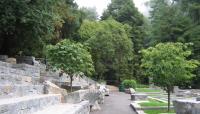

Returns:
130,102,146,114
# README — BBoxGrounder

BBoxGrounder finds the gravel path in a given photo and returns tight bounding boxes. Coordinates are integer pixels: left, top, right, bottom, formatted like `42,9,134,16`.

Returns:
90,92,136,114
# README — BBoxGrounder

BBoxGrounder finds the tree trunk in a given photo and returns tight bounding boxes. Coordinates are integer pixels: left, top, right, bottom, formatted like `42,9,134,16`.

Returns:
167,86,171,112
70,75,73,92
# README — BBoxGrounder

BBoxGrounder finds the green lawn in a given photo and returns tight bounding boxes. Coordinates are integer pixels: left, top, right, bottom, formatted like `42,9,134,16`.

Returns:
139,99,167,107
136,84,149,88
144,109,175,114
136,88,161,93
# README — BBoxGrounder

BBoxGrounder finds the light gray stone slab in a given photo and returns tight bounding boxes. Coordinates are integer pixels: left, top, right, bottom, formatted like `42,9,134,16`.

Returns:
173,99,200,114
33,101,90,114
131,94,148,101
0,94,61,114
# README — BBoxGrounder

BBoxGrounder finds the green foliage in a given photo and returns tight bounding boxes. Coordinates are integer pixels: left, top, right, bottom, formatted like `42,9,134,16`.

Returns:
141,42,199,89
78,20,99,42
0,0,83,57
102,0,146,81
47,39,94,76
122,80,137,89
148,0,200,88
80,19,133,81
0,0,63,56
149,0,193,44
79,7,98,21
101,0,143,26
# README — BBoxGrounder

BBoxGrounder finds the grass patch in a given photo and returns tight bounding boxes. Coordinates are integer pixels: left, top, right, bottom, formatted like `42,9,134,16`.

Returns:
139,99,167,107
144,109,175,114
137,84,149,88
136,88,161,93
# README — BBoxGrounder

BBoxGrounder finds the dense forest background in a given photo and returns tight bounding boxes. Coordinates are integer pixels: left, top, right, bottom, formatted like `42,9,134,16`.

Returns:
0,0,199,88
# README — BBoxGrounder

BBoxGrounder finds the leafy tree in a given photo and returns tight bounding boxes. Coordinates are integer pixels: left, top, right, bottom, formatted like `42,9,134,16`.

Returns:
0,0,83,57
0,0,64,56
149,0,192,44
101,0,146,81
78,20,100,42
81,19,133,82
177,0,200,24
80,7,98,21
47,39,94,91
141,42,199,111
178,25,200,88
148,0,200,88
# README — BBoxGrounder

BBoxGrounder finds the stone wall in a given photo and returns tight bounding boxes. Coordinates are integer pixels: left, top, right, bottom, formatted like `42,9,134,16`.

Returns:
0,85,44,99
64,89,100,106
0,61,40,84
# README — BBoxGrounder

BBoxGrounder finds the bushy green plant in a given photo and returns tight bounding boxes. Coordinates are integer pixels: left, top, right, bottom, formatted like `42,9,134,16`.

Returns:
122,79,137,89
47,39,94,91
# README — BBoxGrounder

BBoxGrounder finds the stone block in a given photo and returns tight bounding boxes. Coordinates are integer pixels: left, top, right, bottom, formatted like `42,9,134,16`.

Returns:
33,101,90,114
173,99,200,114
6,58,16,64
0,94,61,114
130,88,135,94
131,94,147,101
16,56,35,65
0,55,8,62
64,91,81,103
44,81,67,102
91,101,101,111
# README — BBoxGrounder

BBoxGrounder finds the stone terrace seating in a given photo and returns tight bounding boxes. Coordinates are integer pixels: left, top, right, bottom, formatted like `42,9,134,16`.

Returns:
0,61,90,114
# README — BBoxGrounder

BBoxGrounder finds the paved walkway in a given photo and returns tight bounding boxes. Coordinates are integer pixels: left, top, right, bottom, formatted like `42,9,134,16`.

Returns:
90,92,136,114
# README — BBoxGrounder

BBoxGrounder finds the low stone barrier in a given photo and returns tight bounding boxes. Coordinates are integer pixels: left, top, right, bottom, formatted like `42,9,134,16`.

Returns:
131,94,148,101
173,99,200,114
64,89,100,105
0,94,61,114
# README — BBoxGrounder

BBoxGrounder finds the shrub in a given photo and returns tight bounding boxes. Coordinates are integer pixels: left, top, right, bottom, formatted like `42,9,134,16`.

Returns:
122,79,137,89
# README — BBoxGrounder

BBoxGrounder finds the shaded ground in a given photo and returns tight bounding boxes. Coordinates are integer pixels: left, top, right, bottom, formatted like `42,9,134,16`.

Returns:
90,92,136,114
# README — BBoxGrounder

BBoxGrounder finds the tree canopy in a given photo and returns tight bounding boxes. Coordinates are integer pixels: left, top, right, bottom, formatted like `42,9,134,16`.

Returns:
80,19,133,81
141,42,199,111
101,0,146,82
148,0,200,88
47,39,94,76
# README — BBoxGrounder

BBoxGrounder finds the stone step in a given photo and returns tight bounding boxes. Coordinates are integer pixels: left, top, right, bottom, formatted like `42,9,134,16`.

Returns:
0,85,44,99
0,74,33,85
0,94,61,114
33,101,90,114
0,61,40,77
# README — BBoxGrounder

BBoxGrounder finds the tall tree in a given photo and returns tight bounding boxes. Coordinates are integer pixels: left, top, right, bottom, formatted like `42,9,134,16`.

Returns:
149,0,192,44
149,0,200,88
101,0,146,81
80,19,133,82
0,0,63,56
0,0,82,57
80,7,98,21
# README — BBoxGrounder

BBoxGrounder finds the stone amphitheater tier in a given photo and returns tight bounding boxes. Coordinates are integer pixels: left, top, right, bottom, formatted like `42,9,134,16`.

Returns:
0,61,90,114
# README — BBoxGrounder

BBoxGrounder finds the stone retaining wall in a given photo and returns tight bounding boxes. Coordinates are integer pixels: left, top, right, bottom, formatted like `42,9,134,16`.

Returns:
0,61,40,77
64,89,100,105
0,94,61,114
0,85,44,99
0,61,40,84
